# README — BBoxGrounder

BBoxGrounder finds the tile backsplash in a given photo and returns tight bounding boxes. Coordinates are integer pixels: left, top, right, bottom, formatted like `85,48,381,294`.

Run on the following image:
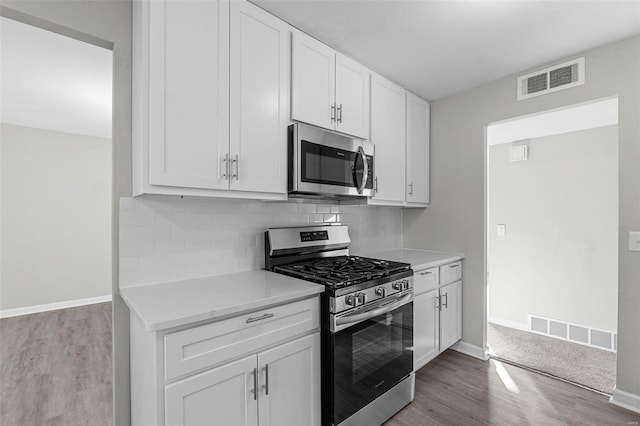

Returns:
119,196,402,287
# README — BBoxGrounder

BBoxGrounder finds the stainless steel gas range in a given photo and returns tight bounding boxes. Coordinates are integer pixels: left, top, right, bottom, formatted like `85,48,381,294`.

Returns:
265,224,414,426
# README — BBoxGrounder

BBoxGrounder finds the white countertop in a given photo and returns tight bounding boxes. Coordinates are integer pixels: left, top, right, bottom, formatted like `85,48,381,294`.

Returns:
120,270,324,332
364,248,464,271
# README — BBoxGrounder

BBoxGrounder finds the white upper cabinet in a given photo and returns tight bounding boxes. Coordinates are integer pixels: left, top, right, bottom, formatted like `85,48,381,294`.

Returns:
147,0,229,191
405,93,430,206
369,73,406,205
292,32,370,139
291,31,336,131
335,54,370,139
229,1,290,194
133,0,289,200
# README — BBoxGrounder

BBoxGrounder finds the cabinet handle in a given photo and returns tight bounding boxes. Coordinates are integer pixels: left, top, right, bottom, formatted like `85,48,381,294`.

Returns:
408,182,413,196
337,103,343,123
331,104,336,122
419,270,433,276
443,292,448,309
221,154,229,180
245,313,274,324
262,364,269,395
251,368,258,400
436,295,441,311
374,176,378,193
449,264,460,268
232,154,239,180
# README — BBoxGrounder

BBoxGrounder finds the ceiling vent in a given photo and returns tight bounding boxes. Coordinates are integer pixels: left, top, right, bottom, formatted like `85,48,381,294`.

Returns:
517,57,585,101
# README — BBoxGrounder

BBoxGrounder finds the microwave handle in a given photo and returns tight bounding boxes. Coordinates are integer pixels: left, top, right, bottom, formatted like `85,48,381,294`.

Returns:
354,146,369,195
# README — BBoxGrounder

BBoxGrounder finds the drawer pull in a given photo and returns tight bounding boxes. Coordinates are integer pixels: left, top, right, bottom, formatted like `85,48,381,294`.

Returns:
449,264,460,268
419,271,433,275
246,313,274,324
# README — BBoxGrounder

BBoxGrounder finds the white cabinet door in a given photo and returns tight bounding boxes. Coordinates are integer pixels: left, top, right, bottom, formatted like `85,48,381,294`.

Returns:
257,333,321,426
335,53,369,139
165,354,257,426
439,281,462,351
148,0,229,190
291,31,336,130
414,289,440,370
370,73,406,205
405,93,430,205
230,1,289,194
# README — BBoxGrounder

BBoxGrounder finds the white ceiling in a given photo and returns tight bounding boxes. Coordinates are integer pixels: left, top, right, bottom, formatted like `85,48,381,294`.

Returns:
0,17,112,139
252,0,640,101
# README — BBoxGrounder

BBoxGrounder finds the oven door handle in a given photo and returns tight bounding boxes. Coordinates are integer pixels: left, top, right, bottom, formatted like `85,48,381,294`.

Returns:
333,292,412,332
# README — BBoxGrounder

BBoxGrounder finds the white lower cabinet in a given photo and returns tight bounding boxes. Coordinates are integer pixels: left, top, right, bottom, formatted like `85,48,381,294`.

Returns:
165,355,258,426
130,296,321,426
413,262,463,371
413,289,439,368
165,334,320,426
439,281,462,351
257,334,321,426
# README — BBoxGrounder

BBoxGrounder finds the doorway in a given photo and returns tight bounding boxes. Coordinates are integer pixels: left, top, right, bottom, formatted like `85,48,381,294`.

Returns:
485,98,619,394
0,16,114,423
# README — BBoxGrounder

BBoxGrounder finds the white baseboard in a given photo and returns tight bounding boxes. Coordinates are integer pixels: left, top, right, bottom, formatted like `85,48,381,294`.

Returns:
0,294,112,319
487,316,529,332
451,341,490,361
610,387,640,414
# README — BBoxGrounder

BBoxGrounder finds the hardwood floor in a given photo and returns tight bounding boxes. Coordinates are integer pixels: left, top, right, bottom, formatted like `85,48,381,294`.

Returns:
2,304,638,426
0,303,113,425
386,350,640,426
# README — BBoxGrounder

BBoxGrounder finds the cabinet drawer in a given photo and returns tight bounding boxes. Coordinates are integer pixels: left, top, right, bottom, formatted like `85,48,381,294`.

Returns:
164,296,319,381
413,267,439,295
440,261,462,285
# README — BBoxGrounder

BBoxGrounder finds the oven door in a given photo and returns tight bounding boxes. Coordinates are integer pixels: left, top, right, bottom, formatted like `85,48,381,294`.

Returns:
328,292,413,425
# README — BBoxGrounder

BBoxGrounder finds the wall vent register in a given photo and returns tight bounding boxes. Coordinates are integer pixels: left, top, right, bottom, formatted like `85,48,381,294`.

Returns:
517,57,585,101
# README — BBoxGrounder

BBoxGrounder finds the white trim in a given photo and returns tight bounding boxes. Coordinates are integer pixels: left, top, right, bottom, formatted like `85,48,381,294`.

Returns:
609,387,640,414
451,341,489,361
488,317,529,332
0,294,112,318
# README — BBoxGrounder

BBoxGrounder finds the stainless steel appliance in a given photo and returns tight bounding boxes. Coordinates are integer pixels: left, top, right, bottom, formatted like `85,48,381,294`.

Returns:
288,123,374,199
265,225,414,426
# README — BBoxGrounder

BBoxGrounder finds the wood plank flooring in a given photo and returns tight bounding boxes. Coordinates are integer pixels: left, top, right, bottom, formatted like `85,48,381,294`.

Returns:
386,350,640,426
0,303,113,425
2,303,638,426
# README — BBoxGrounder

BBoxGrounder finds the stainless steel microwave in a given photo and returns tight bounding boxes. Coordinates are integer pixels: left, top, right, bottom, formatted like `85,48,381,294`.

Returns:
288,123,374,199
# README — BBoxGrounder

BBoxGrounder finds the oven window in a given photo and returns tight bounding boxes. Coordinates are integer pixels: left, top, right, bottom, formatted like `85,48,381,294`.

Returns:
301,140,356,187
352,313,403,384
331,302,413,425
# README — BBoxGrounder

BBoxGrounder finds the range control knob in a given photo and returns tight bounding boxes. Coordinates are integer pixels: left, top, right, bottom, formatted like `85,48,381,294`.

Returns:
345,295,357,306
356,293,367,305
402,280,410,290
392,281,403,291
375,287,387,297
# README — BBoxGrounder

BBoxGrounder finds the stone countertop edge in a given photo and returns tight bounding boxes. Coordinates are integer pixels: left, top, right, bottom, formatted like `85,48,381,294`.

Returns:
363,248,465,271
120,270,325,333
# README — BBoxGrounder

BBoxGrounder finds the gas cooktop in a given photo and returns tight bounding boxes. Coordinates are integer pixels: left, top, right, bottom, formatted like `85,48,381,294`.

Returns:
274,255,411,289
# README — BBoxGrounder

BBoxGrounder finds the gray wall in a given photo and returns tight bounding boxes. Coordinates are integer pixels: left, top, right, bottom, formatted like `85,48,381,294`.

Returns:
1,1,133,424
404,36,640,397
488,126,618,332
1,124,112,311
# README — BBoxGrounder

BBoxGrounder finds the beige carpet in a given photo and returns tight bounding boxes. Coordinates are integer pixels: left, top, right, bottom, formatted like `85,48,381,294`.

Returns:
487,322,616,394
